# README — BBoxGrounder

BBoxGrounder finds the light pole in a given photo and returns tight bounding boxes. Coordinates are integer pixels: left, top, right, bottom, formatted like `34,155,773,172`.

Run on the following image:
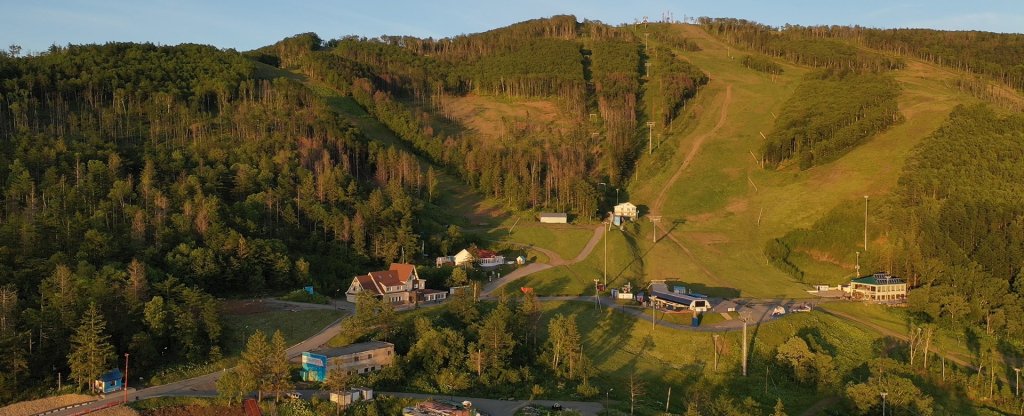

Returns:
646,121,655,155
880,391,888,416
864,195,869,251
605,388,613,412
1015,367,1021,397
603,220,608,286
856,251,861,277
615,188,620,204
124,352,130,403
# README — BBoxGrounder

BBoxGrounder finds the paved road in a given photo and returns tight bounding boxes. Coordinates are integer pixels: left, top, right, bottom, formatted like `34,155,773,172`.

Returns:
538,296,790,332
41,312,349,416
482,225,605,296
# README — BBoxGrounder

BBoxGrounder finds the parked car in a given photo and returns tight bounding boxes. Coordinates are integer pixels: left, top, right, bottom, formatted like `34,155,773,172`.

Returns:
285,391,302,400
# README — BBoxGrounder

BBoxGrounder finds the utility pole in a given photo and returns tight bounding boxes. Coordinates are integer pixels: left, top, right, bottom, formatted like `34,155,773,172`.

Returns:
650,216,662,243
742,314,749,377
594,279,601,311
880,392,887,416
646,121,655,154
864,195,869,251
644,32,649,49
603,220,608,287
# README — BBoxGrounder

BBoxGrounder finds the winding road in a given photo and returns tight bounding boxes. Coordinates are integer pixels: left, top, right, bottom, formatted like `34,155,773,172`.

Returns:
481,224,606,296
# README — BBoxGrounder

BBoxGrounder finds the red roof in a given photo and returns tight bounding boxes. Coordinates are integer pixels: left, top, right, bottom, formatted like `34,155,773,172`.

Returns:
475,249,497,259
389,263,417,283
351,264,418,296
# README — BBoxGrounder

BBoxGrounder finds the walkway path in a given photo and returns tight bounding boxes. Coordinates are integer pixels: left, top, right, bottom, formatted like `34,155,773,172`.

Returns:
481,224,606,296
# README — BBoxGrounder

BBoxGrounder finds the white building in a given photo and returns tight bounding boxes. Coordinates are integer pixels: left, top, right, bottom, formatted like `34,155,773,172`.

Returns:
613,202,639,220
539,213,568,224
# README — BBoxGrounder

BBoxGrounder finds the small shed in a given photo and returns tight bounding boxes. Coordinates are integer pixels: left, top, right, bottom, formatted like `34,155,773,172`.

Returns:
515,255,527,265
539,213,568,224
94,368,123,394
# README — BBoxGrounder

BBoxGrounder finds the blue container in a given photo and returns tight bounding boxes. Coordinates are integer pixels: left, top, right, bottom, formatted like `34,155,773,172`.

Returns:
691,316,700,327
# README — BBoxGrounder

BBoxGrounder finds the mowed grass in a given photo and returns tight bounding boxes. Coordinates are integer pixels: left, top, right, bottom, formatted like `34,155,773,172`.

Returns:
504,222,643,296
504,223,595,261
222,309,343,354
623,24,972,298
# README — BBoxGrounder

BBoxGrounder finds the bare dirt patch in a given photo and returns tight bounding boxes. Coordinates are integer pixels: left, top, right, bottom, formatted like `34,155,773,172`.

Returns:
435,94,571,140
724,198,749,214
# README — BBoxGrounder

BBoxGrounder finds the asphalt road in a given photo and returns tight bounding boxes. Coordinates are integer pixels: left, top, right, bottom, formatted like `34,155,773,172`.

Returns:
41,313,348,416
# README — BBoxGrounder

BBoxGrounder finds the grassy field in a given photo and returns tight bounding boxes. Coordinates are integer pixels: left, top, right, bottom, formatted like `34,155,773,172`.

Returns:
540,301,876,414
221,309,343,354
504,223,595,261
816,301,977,363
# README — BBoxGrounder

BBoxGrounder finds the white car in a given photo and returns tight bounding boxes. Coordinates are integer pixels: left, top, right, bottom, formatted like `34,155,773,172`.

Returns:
285,392,302,400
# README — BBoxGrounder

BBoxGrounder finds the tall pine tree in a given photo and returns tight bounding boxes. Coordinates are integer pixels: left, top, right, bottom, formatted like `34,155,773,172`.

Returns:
67,303,115,392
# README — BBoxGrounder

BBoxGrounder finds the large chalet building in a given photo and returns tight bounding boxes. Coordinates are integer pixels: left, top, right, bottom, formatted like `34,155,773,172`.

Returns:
345,263,447,305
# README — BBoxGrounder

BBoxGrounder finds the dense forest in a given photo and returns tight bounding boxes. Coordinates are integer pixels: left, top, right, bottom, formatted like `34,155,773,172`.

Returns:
761,69,902,169
0,42,444,402
258,16,704,216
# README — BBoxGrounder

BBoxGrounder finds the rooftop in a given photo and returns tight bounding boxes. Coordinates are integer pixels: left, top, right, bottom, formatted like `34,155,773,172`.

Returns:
313,341,394,358
651,290,709,305
852,272,905,285
98,368,122,382
539,212,567,218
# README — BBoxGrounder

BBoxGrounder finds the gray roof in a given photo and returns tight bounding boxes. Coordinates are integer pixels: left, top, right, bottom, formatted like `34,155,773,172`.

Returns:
312,341,393,358
652,290,709,305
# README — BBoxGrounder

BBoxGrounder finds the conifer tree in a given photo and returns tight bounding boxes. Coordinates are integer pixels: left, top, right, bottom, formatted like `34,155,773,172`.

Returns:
239,330,271,401
67,302,115,392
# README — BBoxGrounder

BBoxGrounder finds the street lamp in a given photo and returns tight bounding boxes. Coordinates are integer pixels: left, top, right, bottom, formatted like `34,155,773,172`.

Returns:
1015,367,1021,397
864,195,869,251
606,388,613,412
880,391,888,416
124,353,130,404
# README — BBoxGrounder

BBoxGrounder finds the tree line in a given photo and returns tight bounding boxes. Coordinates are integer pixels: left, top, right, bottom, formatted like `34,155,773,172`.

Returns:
698,18,905,72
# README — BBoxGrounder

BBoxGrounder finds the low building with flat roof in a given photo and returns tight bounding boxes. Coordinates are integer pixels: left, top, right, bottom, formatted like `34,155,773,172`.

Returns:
300,341,395,381
848,272,907,303
539,213,568,223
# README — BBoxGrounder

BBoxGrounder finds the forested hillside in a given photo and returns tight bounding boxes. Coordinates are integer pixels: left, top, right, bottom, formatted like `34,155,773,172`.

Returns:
888,105,1024,336
762,69,902,169
260,16,706,216
0,42,440,402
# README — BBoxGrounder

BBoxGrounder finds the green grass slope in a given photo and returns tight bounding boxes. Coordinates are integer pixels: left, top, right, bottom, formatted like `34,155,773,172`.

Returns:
621,24,973,297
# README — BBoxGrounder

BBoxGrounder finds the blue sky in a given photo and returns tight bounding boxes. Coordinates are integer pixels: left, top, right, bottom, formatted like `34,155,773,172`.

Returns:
3,1,1023,54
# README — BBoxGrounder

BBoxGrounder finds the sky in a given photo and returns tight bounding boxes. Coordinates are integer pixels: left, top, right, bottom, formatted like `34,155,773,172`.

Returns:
3,0,1024,54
